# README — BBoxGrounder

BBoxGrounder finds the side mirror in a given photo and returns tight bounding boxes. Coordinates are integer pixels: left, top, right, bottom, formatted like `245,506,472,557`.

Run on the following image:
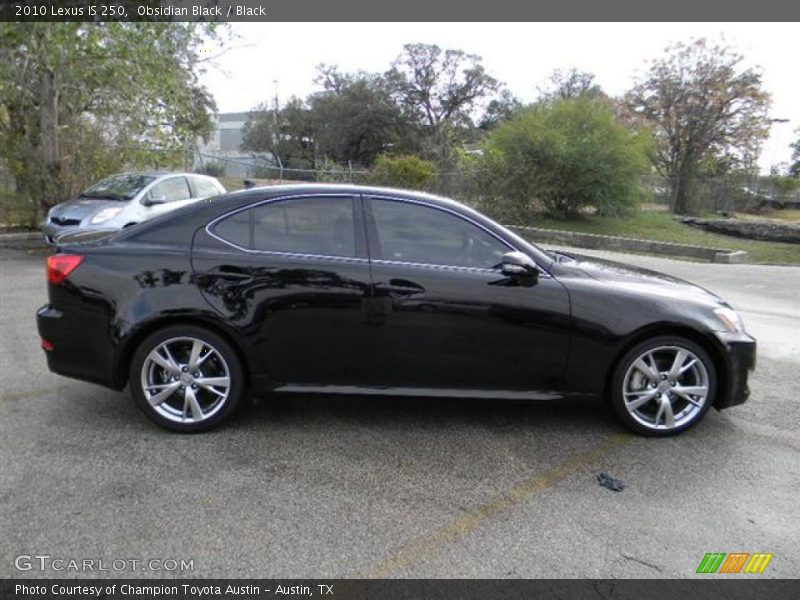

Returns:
143,195,167,206
501,251,539,278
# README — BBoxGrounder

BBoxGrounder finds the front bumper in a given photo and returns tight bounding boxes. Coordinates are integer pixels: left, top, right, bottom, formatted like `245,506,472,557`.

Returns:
713,331,756,409
41,222,121,245
41,222,81,245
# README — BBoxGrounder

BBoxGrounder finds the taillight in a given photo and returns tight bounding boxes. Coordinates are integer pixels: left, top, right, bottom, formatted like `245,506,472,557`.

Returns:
47,254,84,285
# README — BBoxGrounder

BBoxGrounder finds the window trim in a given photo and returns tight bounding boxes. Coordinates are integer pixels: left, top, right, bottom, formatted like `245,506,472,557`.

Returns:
364,194,520,274
206,191,551,277
206,193,368,263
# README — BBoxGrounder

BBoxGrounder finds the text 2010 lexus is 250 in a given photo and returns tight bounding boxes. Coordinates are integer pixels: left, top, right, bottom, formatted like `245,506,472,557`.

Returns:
37,184,756,435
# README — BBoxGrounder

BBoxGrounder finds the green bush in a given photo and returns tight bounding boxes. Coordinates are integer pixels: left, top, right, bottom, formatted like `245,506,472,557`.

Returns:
481,98,651,219
197,162,226,178
315,158,352,183
369,154,437,191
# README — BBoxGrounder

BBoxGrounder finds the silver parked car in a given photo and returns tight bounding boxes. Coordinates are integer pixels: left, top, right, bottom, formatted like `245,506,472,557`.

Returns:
42,172,226,244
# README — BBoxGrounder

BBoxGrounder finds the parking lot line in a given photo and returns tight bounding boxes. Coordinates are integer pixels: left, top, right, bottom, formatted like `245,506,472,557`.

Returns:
360,432,633,578
0,386,61,402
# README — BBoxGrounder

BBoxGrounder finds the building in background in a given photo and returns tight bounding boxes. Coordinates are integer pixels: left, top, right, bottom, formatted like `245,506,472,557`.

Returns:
195,112,266,177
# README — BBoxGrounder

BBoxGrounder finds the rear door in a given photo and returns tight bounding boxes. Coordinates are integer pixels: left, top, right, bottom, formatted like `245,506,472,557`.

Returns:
362,195,572,395
191,193,373,386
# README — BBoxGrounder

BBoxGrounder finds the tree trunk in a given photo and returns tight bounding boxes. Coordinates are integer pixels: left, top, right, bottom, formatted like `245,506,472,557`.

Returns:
670,162,695,215
674,182,689,215
669,173,681,213
38,69,63,214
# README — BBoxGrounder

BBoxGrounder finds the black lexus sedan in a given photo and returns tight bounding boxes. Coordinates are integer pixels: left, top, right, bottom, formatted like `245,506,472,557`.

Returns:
37,184,756,435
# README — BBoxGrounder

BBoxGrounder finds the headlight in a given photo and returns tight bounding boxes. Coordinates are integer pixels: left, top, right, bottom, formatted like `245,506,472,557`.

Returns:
90,207,123,224
713,307,745,333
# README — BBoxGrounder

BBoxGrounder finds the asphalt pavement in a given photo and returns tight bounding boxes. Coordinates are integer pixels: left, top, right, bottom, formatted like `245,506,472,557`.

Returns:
1,245,798,579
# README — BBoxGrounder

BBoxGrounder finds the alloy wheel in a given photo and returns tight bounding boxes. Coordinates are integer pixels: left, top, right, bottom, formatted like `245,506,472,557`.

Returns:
622,345,710,432
140,336,231,424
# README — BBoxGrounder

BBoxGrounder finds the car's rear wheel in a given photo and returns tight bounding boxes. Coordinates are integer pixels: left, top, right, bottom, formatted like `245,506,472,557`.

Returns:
610,336,716,436
129,326,244,432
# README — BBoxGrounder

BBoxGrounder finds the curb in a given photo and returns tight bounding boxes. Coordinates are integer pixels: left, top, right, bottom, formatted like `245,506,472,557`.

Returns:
0,231,45,249
0,231,40,241
507,225,748,264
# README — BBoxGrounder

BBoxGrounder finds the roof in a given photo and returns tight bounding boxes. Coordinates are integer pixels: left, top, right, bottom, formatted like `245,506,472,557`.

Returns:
118,171,218,179
220,183,485,229
227,182,457,205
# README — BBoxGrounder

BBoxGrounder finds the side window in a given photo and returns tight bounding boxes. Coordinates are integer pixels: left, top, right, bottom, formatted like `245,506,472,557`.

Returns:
192,177,222,198
370,199,508,269
213,210,252,249
147,177,191,203
252,196,356,257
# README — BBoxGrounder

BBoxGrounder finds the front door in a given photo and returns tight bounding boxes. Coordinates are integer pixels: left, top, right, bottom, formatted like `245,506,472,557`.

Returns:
362,196,572,395
142,176,196,220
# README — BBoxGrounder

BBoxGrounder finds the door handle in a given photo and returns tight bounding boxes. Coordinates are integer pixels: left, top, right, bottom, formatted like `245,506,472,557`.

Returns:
202,267,255,285
377,278,425,298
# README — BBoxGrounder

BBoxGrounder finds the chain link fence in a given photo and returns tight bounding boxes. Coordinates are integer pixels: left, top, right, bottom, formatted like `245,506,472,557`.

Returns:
642,173,800,213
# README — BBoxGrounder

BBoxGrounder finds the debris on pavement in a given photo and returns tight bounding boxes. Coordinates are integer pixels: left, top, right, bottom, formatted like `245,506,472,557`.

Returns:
597,472,626,492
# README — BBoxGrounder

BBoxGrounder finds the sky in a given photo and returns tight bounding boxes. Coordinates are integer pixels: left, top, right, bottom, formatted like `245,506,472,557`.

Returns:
198,22,799,172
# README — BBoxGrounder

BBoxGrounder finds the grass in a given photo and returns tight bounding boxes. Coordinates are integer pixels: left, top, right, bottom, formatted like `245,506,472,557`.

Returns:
526,210,800,265
735,209,800,223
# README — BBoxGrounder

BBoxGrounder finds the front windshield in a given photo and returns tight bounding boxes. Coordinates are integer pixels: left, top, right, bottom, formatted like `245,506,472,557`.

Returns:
80,174,156,201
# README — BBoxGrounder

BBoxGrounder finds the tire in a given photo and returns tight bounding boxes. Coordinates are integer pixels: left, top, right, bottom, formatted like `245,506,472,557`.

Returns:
129,325,244,432
609,335,716,437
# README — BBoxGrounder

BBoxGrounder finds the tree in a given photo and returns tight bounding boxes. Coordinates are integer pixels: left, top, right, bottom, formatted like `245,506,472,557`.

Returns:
762,173,800,205
537,68,605,102
790,130,800,178
309,65,413,165
479,89,522,131
626,39,771,214
481,98,651,219
240,97,316,171
0,23,218,224
385,43,499,161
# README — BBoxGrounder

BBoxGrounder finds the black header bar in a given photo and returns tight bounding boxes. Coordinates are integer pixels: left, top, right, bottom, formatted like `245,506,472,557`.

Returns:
2,0,800,22
2,579,800,600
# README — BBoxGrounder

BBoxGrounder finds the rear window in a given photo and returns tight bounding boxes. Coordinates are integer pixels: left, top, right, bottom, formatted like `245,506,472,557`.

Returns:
212,196,356,257
193,177,222,198
213,210,251,248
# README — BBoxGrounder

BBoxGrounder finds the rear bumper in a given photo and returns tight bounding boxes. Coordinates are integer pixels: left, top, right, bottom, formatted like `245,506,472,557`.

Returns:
713,331,756,409
37,304,122,390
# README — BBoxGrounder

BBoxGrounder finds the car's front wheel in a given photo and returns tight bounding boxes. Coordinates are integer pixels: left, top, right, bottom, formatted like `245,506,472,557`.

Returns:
129,325,244,432
610,336,716,436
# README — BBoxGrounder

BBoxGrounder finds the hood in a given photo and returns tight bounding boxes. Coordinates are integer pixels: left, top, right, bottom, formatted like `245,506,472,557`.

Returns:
49,198,125,221
552,251,725,307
